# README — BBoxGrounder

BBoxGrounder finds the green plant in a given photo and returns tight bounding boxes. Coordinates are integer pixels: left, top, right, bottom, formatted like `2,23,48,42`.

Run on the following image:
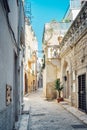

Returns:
55,79,63,98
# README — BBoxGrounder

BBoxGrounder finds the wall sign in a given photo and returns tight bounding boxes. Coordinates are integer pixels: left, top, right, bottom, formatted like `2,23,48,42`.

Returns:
6,84,12,106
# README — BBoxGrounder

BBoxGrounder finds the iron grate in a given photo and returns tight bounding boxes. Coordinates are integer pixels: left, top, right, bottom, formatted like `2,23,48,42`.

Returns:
71,124,87,129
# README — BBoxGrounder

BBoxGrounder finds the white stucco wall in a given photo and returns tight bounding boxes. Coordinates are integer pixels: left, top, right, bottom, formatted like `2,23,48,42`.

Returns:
25,24,38,52
72,9,80,20
0,1,25,129
0,2,15,111
8,1,18,42
0,2,18,130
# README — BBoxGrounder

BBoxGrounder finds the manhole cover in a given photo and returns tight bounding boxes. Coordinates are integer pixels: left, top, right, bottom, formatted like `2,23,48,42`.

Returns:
32,113,46,116
71,124,87,129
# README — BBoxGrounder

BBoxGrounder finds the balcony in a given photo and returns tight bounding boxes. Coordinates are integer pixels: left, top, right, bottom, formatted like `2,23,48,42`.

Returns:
46,45,61,68
47,45,60,59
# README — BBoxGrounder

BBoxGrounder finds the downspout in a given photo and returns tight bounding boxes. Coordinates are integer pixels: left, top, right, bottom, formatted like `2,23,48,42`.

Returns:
17,0,22,117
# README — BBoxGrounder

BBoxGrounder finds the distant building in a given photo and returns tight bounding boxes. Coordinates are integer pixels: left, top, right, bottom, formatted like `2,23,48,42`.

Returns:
0,0,25,130
37,58,43,88
42,20,70,99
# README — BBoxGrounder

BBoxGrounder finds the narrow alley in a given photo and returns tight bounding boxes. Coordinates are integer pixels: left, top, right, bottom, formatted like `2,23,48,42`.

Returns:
24,89,87,130
0,1,87,130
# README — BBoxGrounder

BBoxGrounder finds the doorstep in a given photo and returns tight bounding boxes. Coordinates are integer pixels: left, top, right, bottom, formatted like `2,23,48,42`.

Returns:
59,101,87,125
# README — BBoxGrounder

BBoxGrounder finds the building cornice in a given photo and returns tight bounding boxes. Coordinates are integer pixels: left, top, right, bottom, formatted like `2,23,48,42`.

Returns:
60,2,87,55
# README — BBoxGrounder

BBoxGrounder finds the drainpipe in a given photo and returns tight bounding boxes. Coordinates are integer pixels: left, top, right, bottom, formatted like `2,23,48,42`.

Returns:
17,0,22,118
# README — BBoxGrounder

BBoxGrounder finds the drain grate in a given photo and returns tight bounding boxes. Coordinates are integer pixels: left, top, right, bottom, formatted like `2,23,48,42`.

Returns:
32,113,46,116
71,124,87,129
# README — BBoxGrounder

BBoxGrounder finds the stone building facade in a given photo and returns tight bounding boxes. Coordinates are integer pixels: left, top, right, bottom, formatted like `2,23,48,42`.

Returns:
42,21,70,99
42,1,87,113
24,18,38,94
0,0,25,130
60,2,87,112
37,58,43,88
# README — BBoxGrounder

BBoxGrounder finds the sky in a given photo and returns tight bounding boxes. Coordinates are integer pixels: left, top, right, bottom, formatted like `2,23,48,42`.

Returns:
25,0,70,57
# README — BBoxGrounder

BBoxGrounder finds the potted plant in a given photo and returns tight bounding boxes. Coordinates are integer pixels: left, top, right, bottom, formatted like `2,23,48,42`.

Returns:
55,79,64,103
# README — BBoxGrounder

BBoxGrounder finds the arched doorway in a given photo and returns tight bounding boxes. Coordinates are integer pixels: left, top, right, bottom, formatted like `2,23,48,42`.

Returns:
62,60,71,100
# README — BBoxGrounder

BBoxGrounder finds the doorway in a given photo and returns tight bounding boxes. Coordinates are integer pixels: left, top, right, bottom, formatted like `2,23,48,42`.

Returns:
78,74,86,112
25,73,28,94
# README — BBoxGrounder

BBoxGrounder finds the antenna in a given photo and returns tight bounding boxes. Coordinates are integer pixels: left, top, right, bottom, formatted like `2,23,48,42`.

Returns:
24,0,33,23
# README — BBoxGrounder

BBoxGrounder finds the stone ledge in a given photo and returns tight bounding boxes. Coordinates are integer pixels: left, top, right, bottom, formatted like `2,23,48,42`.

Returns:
60,101,87,125
19,114,30,130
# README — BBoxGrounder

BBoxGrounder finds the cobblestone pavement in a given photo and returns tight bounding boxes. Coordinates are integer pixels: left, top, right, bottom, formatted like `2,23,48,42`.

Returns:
25,88,87,130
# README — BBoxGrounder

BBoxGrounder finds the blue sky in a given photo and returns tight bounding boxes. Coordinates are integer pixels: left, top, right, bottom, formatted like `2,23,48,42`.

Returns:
25,0,70,57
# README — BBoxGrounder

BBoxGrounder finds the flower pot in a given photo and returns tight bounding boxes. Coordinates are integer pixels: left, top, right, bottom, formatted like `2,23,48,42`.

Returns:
57,97,63,103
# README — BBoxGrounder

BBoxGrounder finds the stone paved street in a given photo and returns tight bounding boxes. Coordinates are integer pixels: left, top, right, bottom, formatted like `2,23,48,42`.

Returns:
24,88,87,130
